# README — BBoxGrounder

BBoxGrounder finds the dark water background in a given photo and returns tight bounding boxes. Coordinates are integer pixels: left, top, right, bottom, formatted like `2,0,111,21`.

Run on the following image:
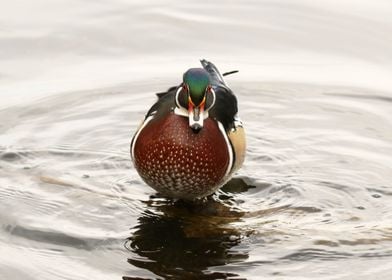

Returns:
1,1,392,279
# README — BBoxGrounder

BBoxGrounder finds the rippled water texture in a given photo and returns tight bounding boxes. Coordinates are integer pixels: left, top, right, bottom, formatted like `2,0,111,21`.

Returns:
1,1,392,279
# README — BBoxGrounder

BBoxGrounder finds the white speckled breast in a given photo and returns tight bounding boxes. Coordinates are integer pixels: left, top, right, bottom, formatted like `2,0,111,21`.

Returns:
132,113,231,199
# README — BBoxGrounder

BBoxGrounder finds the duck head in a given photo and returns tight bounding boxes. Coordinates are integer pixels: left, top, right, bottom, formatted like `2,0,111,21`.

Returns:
175,68,216,132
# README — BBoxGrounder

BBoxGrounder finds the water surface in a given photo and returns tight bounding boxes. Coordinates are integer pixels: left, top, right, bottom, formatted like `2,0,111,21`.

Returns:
1,1,392,279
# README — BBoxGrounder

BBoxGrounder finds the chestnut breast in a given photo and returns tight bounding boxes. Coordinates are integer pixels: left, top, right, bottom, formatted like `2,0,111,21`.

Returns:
133,113,230,198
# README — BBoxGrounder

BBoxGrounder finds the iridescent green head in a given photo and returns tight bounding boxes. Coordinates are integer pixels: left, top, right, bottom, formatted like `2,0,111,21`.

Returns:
175,68,216,132
183,68,211,106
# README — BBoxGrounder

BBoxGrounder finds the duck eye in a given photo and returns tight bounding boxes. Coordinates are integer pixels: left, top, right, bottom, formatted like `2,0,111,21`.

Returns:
205,85,212,94
182,83,189,92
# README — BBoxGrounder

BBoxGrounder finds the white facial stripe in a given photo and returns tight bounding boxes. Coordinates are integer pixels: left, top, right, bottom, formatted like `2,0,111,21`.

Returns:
174,86,190,117
174,86,183,109
131,115,154,161
217,121,234,176
207,88,216,112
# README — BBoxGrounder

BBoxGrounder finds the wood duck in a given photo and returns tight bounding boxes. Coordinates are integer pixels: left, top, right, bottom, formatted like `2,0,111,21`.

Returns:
131,59,245,200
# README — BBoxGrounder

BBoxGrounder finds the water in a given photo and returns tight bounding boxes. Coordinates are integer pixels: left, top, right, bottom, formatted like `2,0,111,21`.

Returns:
1,1,392,279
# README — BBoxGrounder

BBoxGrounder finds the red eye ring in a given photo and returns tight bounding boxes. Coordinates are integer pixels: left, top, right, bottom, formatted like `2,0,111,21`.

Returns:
206,85,212,93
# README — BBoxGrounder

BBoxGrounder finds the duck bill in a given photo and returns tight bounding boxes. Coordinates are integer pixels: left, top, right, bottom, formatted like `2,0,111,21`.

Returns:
188,104,204,132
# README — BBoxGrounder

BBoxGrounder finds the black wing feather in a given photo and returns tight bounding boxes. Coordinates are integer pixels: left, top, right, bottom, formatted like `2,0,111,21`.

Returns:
200,59,238,131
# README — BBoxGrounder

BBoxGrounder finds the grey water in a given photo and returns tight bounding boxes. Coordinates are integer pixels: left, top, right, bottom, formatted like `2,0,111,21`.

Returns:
1,1,392,279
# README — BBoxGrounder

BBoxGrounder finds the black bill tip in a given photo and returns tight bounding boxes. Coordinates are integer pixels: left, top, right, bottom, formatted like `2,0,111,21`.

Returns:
191,123,202,133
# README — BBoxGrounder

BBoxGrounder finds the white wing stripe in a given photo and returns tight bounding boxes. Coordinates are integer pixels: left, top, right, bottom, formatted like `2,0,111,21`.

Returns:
217,121,234,176
131,115,154,161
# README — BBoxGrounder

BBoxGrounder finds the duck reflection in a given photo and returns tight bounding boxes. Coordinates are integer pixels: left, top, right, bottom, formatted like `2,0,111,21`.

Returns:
123,178,255,279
